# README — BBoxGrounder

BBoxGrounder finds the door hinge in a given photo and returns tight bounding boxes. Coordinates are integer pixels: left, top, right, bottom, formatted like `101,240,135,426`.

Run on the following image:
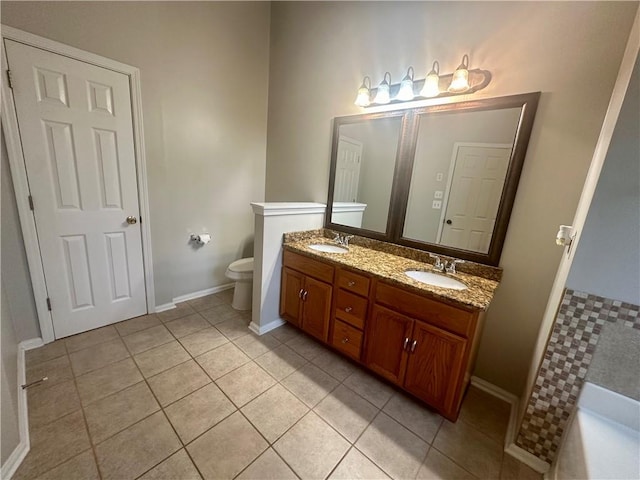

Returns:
28,195,34,210
46,298,52,311
6,69,13,89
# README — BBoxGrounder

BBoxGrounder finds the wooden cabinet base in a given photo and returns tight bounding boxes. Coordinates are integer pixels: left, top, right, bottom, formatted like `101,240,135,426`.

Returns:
281,248,483,422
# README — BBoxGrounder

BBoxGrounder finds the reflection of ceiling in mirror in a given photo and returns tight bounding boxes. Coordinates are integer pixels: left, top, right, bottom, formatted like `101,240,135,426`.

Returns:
332,117,402,233
403,107,521,252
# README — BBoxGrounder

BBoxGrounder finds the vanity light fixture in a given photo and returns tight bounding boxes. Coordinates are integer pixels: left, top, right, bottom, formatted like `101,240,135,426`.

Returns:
448,54,470,93
396,67,415,101
356,55,491,108
373,72,392,104
420,61,441,98
354,76,372,107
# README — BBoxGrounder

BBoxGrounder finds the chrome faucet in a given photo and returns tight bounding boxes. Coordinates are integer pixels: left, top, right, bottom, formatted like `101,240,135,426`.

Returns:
429,253,465,274
333,232,354,249
429,253,446,272
445,259,465,274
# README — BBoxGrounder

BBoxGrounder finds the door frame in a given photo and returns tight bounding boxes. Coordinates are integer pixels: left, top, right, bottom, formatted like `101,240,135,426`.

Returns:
436,142,512,244
1,25,155,343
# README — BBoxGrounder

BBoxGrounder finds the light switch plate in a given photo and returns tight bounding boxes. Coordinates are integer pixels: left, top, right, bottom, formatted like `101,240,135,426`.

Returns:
432,200,442,209
434,190,443,199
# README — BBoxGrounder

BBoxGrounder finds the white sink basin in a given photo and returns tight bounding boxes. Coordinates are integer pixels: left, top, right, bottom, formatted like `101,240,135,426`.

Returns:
405,270,467,290
309,244,349,254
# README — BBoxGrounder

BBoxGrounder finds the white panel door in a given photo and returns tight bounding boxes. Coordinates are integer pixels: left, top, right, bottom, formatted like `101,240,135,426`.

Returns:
334,136,363,202
6,40,147,338
439,145,512,253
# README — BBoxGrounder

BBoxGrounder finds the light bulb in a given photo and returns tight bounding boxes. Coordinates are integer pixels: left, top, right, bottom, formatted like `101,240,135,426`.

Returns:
396,67,415,101
354,76,371,107
373,72,391,104
448,55,470,93
420,61,441,98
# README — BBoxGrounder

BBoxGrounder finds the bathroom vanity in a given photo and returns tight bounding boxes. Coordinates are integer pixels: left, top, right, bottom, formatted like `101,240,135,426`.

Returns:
279,231,501,421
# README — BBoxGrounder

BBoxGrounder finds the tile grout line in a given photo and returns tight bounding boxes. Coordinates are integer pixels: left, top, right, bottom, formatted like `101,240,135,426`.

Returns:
64,341,103,480
127,309,231,479
24,303,518,480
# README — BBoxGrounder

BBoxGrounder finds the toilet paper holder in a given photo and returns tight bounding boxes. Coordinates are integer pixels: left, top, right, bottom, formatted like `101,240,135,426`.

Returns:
189,233,211,246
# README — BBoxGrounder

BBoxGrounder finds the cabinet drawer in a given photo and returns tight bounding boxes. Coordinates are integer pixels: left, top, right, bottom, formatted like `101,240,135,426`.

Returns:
331,319,363,361
335,289,368,330
375,282,476,337
283,250,334,284
337,269,370,297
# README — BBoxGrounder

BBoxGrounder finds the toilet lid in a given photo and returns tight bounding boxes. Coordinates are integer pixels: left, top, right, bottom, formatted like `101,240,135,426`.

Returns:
228,257,253,273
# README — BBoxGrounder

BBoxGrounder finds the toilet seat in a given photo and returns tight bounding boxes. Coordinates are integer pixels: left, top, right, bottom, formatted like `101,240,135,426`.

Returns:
226,257,253,281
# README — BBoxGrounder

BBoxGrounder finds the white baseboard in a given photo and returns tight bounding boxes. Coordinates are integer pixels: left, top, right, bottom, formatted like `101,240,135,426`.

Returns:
154,283,235,313
19,338,44,351
505,443,551,474
154,302,175,313
249,318,285,336
469,376,550,474
1,338,41,480
173,283,234,304
470,376,519,404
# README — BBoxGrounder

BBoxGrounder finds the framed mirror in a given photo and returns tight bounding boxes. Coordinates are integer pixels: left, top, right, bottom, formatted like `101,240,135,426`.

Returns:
326,110,407,239
325,92,540,266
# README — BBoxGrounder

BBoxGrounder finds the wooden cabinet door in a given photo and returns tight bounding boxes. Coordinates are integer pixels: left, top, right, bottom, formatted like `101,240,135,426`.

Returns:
364,305,413,385
301,276,332,342
280,267,304,327
404,321,466,414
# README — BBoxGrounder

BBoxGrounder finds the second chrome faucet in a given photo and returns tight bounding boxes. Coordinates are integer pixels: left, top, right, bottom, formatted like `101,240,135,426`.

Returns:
333,232,354,249
429,253,465,274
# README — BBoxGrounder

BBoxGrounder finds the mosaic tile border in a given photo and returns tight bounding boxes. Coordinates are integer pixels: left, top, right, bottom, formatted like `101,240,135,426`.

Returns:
516,288,640,463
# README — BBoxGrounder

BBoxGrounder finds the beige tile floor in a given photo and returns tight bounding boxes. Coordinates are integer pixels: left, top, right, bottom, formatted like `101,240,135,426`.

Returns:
15,289,542,480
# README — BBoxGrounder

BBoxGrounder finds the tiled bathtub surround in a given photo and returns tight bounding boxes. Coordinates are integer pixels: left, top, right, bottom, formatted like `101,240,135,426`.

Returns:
516,289,640,464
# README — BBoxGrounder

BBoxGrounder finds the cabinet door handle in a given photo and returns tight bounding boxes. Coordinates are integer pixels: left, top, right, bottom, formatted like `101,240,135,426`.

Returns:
410,340,417,353
403,337,409,350
302,290,308,301
348,281,355,287
298,289,304,299
342,337,349,344
345,306,353,313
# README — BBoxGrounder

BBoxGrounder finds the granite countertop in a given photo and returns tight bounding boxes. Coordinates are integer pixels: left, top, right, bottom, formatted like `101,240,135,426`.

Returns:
283,234,500,311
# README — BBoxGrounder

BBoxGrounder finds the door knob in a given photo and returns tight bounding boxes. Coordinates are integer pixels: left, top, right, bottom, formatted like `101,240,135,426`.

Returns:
126,216,138,225
446,219,452,225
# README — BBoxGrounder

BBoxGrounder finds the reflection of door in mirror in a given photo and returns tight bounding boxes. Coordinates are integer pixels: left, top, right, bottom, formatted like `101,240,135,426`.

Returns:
334,136,362,202
331,117,402,233
333,136,366,228
437,143,512,253
403,107,521,252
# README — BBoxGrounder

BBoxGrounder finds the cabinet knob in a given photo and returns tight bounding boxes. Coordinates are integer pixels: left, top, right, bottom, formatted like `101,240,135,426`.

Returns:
302,290,308,301
348,281,355,287
410,340,417,353
345,306,353,313
298,289,304,299
342,337,349,344
403,338,409,350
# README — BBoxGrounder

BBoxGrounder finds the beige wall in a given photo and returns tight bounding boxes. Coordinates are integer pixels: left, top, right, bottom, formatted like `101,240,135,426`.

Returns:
265,1,638,394
1,132,40,341
2,2,271,310
1,280,21,466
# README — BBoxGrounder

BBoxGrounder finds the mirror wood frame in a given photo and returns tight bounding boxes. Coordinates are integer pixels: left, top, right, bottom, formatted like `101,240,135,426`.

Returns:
325,92,541,266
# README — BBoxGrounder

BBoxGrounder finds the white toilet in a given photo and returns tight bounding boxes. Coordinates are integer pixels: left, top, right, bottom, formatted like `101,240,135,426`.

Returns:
225,257,254,311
